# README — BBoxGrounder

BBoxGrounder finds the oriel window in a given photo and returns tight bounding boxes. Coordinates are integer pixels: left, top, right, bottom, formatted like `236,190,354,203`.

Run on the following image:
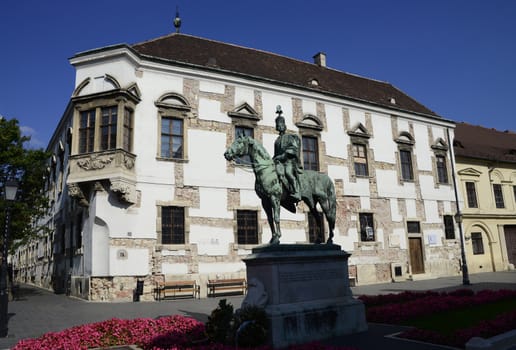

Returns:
79,110,96,153
100,106,118,151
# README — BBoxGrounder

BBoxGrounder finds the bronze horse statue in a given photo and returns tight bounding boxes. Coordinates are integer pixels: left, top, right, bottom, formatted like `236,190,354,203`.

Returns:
224,135,336,244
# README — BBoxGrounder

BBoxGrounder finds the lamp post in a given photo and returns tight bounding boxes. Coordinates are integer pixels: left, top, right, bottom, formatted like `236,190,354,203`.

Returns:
1,180,18,337
446,128,470,286
454,212,471,285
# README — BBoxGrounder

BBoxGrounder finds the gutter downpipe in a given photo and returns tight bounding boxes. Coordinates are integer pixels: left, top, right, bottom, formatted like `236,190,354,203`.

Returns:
447,128,471,285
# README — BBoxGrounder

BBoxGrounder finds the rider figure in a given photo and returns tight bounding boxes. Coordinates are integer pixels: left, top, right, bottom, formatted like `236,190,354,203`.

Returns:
273,106,302,202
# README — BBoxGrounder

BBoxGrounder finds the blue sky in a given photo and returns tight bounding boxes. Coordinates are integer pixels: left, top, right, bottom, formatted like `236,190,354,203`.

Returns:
1,0,515,148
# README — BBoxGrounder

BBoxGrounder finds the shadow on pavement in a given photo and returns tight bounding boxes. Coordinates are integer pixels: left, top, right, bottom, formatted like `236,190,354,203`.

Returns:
178,310,210,323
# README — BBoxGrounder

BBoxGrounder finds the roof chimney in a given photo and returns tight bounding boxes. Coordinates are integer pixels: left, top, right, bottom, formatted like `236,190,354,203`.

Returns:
313,52,326,67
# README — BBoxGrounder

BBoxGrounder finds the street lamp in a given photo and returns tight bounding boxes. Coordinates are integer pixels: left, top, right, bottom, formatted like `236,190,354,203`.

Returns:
454,212,471,285
1,180,18,337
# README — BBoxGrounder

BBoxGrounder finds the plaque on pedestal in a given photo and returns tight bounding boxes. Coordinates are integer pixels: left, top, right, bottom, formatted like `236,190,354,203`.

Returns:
242,244,367,349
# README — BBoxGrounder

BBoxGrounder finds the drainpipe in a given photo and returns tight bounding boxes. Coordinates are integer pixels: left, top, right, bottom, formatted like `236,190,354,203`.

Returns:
447,128,470,285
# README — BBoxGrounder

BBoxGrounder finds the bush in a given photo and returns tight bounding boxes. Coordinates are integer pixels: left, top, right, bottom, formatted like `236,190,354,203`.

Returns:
232,306,269,347
205,299,234,344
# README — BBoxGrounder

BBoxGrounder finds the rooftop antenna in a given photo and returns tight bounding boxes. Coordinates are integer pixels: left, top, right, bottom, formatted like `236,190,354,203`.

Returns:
173,6,182,33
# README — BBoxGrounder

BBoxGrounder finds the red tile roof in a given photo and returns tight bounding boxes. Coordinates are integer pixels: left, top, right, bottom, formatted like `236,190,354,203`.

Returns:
454,123,516,163
129,33,439,118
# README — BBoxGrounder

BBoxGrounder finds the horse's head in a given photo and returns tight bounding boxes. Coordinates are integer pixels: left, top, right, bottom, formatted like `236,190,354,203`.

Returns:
224,135,253,161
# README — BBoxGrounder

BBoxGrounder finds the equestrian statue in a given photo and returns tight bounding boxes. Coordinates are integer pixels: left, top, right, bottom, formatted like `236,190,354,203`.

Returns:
224,106,336,245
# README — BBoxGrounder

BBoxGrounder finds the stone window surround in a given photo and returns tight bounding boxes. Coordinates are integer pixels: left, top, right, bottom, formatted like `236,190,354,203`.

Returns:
233,208,262,249
349,134,371,179
358,212,376,243
71,91,138,156
155,92,192,163
395,132,416,183
465,180,479,209
443,214,456,240
155,202,190,250
297,114,323,172
230,107,258,162
492,183,505,209
431,138,450,185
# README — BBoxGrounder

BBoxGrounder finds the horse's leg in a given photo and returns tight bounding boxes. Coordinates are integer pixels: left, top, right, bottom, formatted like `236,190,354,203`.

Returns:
262,198,278,244
319,198,335,244
270,196,282,244
308,203,323,244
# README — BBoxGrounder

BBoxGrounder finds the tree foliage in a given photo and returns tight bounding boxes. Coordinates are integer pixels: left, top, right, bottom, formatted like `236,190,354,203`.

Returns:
0,118,50,250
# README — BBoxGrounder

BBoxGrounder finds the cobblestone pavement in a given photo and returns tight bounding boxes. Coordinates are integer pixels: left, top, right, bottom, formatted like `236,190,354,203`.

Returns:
1,270,514,349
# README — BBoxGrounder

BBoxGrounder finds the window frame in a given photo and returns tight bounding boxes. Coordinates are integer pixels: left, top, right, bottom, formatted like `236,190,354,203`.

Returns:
407,221,421,234
155,93,191,162
352,143,369,177
72,91,138,155
443,215,455,240
399,149,414,181
493,183,505,208
160,206,186,245
471,232,485,255
465,181,478,208
123,107,133,152
359,212,375,242
100,106,118,151
236,210,259,245
160,116,184,159
301,134,319,171
79,109,96,153
436,155,449,184
234,125,254,165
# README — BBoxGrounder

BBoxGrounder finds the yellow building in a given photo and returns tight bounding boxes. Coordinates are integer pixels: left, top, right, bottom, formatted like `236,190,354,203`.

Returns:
454,123,516,273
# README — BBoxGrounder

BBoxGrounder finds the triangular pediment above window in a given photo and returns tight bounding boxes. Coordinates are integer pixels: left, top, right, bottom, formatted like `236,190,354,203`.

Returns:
347,122,371,138
295,114,323,131
431,137,448,151
126,83,141,100
458,168,482,177
227,103,260,120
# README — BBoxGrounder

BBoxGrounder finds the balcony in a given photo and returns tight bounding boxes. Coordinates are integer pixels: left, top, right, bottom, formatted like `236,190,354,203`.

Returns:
67,149,137,204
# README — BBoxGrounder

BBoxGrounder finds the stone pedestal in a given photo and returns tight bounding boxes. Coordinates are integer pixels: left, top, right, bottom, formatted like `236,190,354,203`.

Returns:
242,244,367,349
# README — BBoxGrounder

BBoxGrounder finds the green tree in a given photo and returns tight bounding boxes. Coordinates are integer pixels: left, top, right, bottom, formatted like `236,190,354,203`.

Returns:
0,118,50,251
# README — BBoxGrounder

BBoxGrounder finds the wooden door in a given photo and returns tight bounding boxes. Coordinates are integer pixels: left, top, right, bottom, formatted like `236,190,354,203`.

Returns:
409,237,425,274
504,226,516,265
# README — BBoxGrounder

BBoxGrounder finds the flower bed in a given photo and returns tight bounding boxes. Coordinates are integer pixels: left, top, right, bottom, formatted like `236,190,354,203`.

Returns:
12,315,357,350
360,289,516,348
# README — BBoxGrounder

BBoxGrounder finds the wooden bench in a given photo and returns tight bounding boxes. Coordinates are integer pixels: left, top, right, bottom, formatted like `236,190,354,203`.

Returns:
155,280,200,301
207,278,247,297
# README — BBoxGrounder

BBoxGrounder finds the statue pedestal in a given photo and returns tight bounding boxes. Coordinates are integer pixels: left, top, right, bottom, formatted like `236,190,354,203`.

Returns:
242,244,367,348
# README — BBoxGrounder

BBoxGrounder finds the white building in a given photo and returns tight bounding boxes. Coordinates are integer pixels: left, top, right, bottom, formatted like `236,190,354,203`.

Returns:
13,32,461,301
